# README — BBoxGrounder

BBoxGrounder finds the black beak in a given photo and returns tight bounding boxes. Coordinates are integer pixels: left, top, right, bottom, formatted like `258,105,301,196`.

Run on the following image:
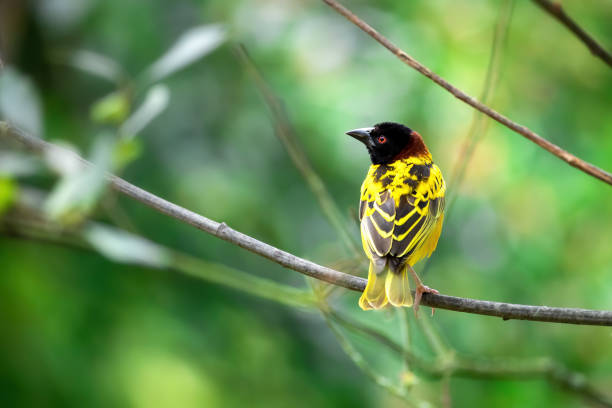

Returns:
346,127,374,146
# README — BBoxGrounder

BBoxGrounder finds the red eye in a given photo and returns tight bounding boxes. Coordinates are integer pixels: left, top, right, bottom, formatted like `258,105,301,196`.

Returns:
378,136,387,144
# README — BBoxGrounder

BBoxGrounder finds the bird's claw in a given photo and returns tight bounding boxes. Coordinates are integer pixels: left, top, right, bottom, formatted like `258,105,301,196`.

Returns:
413,284,439,317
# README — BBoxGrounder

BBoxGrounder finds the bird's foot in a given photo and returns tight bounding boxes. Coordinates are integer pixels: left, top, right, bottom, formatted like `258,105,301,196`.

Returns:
414,284,439,317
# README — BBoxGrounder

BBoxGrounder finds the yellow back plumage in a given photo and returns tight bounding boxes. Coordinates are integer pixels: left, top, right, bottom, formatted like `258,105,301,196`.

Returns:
358,156,446,310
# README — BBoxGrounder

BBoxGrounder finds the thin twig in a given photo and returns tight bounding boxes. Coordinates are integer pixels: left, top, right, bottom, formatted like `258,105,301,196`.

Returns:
447,0,514,208
322,311,416,405
422,0,513,279
2,122,612,325
330,310,612,407
4,190,612,407
307,279,420,405
235,45,361,256
2,210,318,309
321,0,612,186
398,307,412,376
532,0,612,69
455,358,612,408
416,313,452,359
0,34,4,70
328,310,431,371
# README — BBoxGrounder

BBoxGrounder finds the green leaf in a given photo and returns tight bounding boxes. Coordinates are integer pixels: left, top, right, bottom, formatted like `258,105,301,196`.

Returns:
42,141,83,176
120,85,170,138
0,176,17,217
64,49,125,83
113,138,143,170
36,0,95,33
0,67,43,137
84,224,170,268
144,24,226,83
0,152,40,177
44,133,114,224
90,91,131,124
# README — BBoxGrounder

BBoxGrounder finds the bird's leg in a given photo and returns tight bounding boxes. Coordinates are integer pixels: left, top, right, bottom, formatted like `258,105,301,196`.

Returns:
407,265,439,316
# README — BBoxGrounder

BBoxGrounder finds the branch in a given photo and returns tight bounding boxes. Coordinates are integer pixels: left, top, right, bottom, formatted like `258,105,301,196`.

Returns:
330,311,612,408
2,122,612,325
5,208,610,407
2,211,318,309
0,35,4,70
234,45,361,256
423,0,513,279
321,0,612,187
532,0,612,69
322,313,415,405
447,0,513,201
455,358,612,408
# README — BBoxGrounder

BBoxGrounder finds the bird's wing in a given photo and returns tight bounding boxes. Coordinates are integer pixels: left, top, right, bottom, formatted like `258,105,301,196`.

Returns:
360,188,396,258
390,164,445,259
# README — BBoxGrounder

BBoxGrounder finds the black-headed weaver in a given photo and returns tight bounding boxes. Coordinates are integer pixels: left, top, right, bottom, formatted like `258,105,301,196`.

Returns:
347,122,446,312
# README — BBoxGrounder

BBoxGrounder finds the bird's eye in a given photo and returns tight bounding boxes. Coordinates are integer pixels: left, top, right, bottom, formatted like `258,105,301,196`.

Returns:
377,136,387,144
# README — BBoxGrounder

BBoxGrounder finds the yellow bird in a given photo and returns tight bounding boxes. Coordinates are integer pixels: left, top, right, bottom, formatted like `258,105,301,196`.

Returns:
346,122,446,312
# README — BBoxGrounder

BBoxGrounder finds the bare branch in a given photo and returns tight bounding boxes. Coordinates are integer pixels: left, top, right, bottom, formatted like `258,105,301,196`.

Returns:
532,0,612,69
422,0,514,280
5,208,610,407
330,311,612,407
321,0,612,186
447,0,513,203
0,33,4,70
456,358,612,408
2,122,612,325
234,45,361,256
2,214,318,309
322,312,415,405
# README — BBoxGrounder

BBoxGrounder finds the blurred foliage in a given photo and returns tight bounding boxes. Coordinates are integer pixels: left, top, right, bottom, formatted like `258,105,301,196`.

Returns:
1,0,612,407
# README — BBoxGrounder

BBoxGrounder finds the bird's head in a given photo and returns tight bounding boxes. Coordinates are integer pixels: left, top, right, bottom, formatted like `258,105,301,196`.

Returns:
346,122,430,165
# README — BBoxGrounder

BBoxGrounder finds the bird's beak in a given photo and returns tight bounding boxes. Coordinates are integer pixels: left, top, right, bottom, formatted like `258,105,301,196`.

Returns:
346,127,374,146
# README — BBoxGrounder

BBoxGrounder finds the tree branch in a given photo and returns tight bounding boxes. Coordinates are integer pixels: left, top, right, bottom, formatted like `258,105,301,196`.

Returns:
234,44,361,256
1,204,318,309
322,312,415,405
0,33,5,70
2,122,612,325
423,0,514,279
329,311,612,408
532,0,612,69
5,202,611,407
447,0,513,202
321,0,612,187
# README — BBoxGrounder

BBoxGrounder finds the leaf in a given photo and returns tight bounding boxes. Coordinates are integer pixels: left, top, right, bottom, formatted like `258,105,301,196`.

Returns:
65,49,124,83
0,67,43,137
0,176,17,217
120,84,170,138
90,91,131,124
35,0,95,33
84,224,170,268
113,138,143,170
0,152,40,177
43,141,83,176
144,24,226,83
44,133,114,224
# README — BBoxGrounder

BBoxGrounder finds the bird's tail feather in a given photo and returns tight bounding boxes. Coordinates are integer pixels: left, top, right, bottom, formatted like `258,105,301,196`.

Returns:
359,262,413,310
359,261,388,310
386,265,413,307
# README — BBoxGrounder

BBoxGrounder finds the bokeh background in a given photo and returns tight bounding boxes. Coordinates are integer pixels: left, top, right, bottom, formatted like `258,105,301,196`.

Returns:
1,0,611,407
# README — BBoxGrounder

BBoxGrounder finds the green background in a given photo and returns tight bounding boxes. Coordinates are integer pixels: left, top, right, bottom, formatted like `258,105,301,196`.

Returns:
1,0,611,407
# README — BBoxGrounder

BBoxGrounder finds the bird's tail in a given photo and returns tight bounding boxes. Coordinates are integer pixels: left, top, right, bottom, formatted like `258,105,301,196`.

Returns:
359,261,413,310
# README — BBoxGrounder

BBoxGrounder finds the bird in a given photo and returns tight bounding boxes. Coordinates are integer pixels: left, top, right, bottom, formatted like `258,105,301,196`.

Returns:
346,122,446,313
